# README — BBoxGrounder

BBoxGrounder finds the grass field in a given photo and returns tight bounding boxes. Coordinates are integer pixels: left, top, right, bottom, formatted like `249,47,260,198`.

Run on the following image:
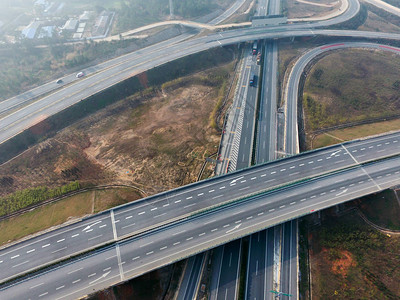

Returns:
304,49,400,132
311,118,400,148
0,187,141,246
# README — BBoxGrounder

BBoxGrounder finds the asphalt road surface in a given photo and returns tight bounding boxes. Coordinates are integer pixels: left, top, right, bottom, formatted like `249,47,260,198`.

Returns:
0,0,362,145
3,154,400,299
2,131,400,284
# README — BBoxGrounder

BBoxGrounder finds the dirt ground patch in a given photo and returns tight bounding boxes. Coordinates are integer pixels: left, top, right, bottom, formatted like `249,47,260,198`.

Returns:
358,10,400,33
286,0,340,19
0,64,233,199
329,249,355,276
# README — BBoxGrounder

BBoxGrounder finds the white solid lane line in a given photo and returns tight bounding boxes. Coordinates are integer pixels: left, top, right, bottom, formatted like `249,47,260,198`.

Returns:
121,223,136,230
51,247,67,254
12,260,29,268
139,241,153,248
67,267,83,275
172,230,186,236
30,282,44,289
88,235,103,241
154,213,167,218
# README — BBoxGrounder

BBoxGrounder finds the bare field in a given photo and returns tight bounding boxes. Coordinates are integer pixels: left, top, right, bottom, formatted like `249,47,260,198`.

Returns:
286,0,340,19
358,10,400,33
0,64,232,198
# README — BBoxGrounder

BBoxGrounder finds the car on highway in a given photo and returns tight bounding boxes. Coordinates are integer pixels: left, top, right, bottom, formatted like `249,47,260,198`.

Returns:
56,79,63,84
76,71,85,78
249,74,256,87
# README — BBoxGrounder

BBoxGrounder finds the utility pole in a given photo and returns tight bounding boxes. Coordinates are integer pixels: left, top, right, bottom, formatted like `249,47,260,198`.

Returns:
169,0,174,18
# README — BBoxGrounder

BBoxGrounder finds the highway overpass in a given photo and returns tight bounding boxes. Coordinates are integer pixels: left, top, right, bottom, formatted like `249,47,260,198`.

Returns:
0,0,361,145
2,0,400,297
1,130,400,286
2,149,400,299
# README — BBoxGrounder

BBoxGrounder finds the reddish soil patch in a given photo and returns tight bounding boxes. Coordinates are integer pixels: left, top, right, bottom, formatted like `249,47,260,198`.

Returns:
329,249,355,277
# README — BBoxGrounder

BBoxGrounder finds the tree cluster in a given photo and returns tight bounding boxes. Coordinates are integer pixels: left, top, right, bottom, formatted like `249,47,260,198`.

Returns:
0,181,80,217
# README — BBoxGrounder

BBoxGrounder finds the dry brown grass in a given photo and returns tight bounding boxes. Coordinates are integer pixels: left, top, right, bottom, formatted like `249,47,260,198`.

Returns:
358,10,400,33
0,64,232,198
310,118,400,149
286,0,340,19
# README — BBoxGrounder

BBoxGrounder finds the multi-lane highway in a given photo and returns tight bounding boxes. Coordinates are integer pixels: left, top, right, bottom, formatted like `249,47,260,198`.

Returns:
0,0,362,145
246,0,281,298
1,129,400,288
284,42,400,154
6,24,400,146
2,37,400,298
2,0,400,298
3,151,400,299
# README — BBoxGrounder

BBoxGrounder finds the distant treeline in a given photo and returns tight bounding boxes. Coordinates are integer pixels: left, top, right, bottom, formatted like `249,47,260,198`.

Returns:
116,0,216,31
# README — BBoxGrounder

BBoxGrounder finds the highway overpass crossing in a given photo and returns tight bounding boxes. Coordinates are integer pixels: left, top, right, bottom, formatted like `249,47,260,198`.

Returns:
2,0,400,297
0,0,367,145
2,146,400,299
1,131,400,286
3,27,400,147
